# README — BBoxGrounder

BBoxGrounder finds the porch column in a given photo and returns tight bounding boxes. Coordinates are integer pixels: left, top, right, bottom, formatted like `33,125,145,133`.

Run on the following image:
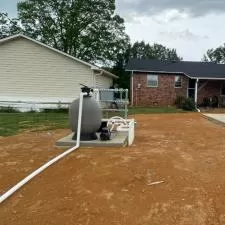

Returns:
131,71,134,106
194,78,199,106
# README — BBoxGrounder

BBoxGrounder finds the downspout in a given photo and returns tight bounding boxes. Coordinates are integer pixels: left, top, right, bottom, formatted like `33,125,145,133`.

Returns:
195,78,200,112
0,92,86,204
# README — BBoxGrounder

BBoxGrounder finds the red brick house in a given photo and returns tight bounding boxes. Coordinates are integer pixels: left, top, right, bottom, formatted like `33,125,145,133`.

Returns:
126,59,225,107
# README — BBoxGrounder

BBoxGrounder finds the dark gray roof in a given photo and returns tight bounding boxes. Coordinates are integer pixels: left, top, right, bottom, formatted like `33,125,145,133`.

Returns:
126,59,225,79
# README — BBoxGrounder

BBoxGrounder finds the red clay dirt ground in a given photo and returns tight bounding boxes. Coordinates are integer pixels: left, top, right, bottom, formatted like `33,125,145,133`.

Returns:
1,113,225,225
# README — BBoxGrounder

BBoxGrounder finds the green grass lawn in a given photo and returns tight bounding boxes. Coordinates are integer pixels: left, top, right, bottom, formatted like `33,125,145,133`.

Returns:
0,112,69,137
0,107,185,137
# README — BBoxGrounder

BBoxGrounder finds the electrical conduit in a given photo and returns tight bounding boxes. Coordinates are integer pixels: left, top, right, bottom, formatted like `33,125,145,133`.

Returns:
0,92,86,204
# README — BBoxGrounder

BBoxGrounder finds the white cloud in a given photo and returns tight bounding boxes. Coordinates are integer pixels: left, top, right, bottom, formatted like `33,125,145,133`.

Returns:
151,10,189,24
115,1,225,61
159,29,209,42
117,0,225,17
1,0,225,61
123,11,225,60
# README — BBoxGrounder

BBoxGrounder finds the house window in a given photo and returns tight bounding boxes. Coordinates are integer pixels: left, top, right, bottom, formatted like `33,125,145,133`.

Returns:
147,75,158,87
175,75,182,88
221,84,225,96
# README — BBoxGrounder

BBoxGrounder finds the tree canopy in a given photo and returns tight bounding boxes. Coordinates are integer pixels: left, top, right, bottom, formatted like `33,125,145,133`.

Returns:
110,41,182,89
17,0,129,65
129,41,182,61
203,44,225,63
0,12,21,38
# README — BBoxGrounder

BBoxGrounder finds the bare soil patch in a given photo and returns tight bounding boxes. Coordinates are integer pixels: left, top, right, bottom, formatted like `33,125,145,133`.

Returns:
1,114,225,225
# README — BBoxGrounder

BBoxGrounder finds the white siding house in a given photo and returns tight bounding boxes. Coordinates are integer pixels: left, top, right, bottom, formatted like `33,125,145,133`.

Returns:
0,34,117,111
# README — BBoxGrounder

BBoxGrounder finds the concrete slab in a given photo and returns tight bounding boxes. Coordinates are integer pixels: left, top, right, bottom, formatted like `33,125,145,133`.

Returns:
56,132,128,149
203,114,225,126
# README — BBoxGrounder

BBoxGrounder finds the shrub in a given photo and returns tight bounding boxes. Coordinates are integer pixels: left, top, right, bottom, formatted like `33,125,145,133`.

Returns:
0,106,20,113
42,108,68,113
175,96,186,109
42,101,69,113
202,97,210,107
212,96,219,108
175,96,196,111
28,108,37,113
182,98,196,111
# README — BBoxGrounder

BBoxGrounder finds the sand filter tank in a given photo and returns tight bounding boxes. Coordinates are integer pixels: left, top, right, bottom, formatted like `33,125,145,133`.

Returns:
69,85,102,141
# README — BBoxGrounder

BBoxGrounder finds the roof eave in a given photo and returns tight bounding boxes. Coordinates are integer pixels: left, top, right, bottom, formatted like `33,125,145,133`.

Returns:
93,68,118,79
0,33,22,43
126,69,192,79
194,77,225,80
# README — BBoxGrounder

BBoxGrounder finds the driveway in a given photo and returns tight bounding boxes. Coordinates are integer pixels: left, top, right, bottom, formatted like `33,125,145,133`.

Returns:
204,113,225,125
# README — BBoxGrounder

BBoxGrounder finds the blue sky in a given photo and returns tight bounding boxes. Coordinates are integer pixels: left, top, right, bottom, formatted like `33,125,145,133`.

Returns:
0,0,17,16
1,0,225,61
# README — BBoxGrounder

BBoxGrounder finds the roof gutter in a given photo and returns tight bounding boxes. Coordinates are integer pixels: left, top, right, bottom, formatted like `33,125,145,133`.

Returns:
93,68,118,79
126,69,225,80
125,69,192,79
194,77,225,80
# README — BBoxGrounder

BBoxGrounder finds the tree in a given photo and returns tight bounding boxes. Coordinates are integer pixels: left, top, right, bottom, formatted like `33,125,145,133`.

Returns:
203,44,225,63
0,12,21,38
109,49,131,89
17,0,129,65
130,41,182,61
110,41,182,89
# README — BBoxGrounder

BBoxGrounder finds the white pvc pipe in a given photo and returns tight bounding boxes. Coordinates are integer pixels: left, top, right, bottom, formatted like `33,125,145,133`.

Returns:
0,92,86,204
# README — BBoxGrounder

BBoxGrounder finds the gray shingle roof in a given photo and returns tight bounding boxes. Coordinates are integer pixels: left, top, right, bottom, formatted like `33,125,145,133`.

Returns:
126,59,225,79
